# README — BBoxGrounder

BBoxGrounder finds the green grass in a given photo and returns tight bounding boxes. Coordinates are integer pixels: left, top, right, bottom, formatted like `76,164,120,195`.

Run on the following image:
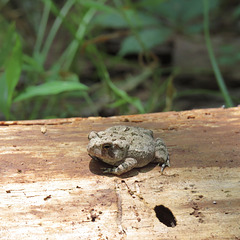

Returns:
0,0,237,120
203,0,233,107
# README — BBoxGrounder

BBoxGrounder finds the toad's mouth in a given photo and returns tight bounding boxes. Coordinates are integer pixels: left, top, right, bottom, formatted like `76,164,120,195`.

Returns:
88,154,103,162
89,154,117,167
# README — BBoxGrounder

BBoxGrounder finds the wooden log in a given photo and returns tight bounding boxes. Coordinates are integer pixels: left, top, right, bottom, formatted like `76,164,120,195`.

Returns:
0,107,239,239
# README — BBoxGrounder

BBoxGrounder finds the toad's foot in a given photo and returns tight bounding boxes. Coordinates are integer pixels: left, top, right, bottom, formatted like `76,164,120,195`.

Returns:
160,154,170,173
102,158,138,175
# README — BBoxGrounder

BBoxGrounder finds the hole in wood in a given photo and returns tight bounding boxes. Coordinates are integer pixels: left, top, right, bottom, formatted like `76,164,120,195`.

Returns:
154,205,177,227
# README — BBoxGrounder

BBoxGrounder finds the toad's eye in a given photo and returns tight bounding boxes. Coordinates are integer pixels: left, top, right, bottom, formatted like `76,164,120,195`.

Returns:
103,144,111,149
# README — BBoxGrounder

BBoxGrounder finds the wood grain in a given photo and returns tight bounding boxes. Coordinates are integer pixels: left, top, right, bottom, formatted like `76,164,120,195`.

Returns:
0,107,239,239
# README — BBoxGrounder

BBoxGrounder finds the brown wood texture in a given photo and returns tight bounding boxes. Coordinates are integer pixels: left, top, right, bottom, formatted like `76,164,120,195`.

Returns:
0,107,239,240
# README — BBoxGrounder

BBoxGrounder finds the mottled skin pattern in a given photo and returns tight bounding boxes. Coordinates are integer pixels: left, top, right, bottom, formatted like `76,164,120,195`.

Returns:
87,125,170,175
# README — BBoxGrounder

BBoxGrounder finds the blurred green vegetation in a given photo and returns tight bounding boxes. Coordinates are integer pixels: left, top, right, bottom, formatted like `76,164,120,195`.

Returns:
0,0,239,120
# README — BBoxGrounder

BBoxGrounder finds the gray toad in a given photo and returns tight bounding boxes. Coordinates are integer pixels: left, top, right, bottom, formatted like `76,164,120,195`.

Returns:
87,125,170,175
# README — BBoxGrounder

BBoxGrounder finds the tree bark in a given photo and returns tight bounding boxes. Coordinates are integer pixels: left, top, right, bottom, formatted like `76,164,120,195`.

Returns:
0,107,239,239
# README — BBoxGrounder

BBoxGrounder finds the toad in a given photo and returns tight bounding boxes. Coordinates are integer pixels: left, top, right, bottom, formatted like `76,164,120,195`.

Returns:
87,125,170,175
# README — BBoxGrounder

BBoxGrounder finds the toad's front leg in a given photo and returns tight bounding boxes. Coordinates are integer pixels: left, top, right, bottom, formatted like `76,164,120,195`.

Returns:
103,158,138,175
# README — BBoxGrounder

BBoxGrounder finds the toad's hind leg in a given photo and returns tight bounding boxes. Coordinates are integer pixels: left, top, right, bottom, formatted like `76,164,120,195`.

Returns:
154,138,170,172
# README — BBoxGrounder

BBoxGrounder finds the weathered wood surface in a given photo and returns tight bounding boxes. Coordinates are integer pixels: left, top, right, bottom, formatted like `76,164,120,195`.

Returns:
0,107,239,240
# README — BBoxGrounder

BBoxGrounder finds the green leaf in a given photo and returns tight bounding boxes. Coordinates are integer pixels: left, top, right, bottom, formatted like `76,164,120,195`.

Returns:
0,31,22,119
140,0,220,24
108,98,127,108
0,73,8,117
93,9,159,28
119,27,172,56
22,54,44,73
185,23,203,34
77,0,117,13
93,11,127,28
14,80,89,102
0,24,15,67
5,35,22,102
